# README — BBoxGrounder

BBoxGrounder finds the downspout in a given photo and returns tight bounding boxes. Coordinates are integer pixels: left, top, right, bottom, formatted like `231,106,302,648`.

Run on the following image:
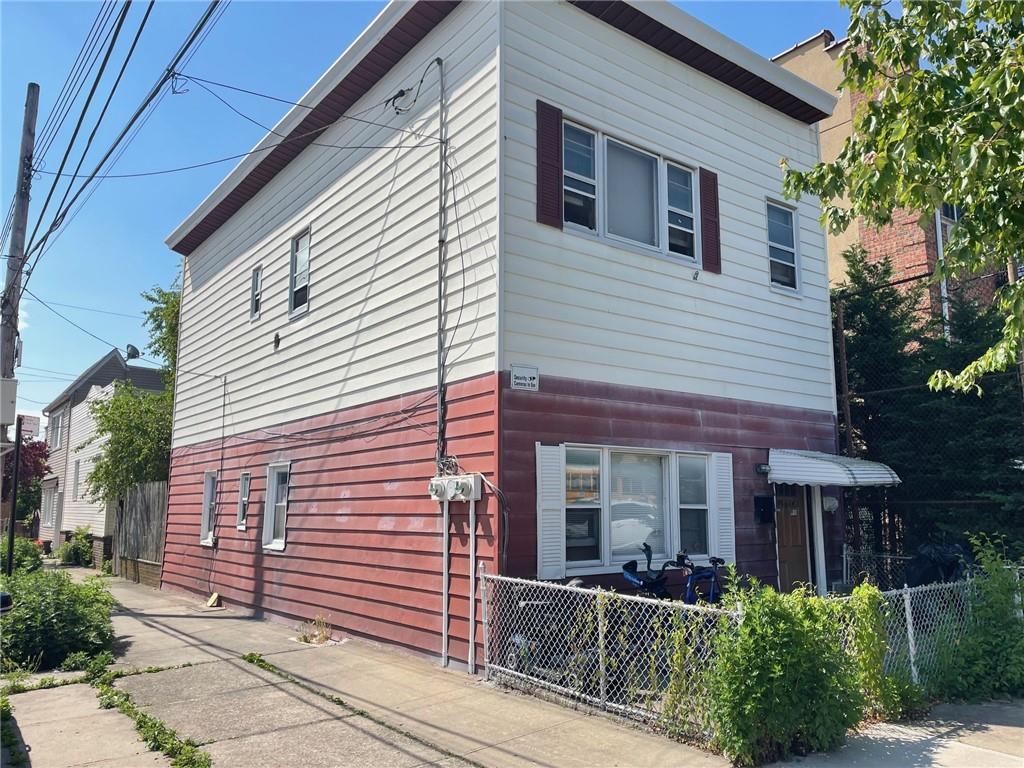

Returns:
441,498,450,667
467,497,477,674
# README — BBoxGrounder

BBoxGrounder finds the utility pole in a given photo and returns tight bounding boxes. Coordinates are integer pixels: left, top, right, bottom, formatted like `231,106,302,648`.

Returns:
1,83,39,554
2,82,40,384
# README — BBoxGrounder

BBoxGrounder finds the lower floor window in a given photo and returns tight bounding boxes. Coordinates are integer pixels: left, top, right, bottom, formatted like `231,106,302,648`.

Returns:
41,488,56,526
564,446,710,569
263,462,290,550
200,471,217,544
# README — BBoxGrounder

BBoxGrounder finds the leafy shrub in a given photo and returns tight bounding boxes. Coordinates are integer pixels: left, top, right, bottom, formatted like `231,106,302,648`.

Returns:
57,526,95,566
0,538,42,573
931,536,1024,700
708,583,862,765
58,651,91,672
0,569,115,670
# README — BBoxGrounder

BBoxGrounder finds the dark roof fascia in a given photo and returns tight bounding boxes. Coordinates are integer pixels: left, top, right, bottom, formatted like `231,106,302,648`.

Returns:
568,1,832,125
43,349,125,415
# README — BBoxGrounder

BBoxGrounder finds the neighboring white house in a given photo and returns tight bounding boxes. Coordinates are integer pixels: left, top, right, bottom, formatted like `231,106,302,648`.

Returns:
162,0,898,667
39,349,164,564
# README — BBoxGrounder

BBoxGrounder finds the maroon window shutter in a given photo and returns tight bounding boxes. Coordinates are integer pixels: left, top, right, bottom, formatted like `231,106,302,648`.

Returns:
699,168,721,274
536,100,563,229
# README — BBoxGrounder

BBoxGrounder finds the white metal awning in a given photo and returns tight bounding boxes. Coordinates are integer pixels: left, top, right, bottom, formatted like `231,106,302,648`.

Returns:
767,449,901,487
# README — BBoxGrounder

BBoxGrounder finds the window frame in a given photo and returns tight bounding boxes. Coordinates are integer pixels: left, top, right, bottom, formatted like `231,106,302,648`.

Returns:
200,470,217,546
288,228,311,317
73,459,80,501
41,488,55,527
250,265,263,321
766,200,800,293
236,471,251,531
677,454,711,558
562,443,715,576
262,461,291,552
49,409,65,450
559,118,702,267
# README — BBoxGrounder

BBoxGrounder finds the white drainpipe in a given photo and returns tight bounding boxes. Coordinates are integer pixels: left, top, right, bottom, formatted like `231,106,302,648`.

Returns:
467,498,477,674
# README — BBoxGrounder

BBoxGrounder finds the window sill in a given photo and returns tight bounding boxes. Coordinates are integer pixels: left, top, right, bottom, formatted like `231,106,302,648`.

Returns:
199,537,216,548
236,523,246,532
288,304,309,322
769,283,802,299
262,542,286,553
561,223,703,273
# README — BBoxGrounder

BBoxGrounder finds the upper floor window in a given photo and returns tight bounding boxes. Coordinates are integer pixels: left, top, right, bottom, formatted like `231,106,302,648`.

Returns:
290,230,310,314
767,202,798,290
563,123,597,230
73,460,81,501
562,119,699,263
49,410,65,450
250,266,262,319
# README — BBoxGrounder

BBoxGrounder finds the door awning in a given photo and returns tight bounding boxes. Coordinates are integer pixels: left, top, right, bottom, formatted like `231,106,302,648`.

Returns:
767,449,901,487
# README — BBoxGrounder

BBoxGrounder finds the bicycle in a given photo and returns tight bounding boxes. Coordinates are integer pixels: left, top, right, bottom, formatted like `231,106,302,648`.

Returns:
622,543,725,605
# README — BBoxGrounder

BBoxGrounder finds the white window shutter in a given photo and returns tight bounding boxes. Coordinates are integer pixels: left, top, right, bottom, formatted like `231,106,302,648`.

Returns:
711,452,736,564
536,442,566,580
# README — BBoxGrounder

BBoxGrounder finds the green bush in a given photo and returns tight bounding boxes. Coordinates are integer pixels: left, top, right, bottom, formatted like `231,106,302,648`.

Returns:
0,538,42,573
931,536,1024,700
0,569,115,670
55,526,94,567
708,583,862,766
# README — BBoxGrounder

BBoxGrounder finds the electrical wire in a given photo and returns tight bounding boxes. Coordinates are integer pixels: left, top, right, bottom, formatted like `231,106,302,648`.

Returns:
22,287,124,349
22,0,134,260
23,296,143,319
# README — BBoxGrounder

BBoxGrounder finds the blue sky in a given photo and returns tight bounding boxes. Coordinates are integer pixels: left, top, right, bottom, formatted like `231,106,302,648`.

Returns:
0,0,851,424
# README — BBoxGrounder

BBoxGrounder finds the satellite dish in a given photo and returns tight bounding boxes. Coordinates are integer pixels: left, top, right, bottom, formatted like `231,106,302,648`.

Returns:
125,344,141,361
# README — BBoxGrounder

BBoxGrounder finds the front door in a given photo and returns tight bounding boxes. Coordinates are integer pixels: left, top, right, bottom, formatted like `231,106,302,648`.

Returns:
775,484,810,591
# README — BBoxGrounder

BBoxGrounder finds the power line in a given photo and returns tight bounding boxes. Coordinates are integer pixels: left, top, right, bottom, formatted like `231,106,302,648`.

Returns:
23,296,143,319
20,0,225,292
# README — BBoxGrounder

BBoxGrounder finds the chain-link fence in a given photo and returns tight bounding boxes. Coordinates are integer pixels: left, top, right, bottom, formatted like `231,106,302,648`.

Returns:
843,546,912,591
480,570,1019,741
479,572,738,744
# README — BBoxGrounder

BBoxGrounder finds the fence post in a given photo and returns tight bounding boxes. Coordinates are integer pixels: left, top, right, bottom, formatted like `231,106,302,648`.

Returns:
478,562,490,680
597,590,608,705
902,584,920,686
843,542,849,585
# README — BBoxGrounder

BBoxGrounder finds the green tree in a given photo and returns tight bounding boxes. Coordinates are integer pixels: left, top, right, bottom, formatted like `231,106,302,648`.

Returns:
84,284,178,502
784,0,1024,393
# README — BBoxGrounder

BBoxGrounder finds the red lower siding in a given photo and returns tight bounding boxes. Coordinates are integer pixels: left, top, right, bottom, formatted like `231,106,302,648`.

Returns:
499,373,841,588
162,373,498,663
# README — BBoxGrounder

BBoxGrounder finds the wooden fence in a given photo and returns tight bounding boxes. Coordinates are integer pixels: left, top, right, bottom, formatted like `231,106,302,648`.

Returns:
114,480,167,587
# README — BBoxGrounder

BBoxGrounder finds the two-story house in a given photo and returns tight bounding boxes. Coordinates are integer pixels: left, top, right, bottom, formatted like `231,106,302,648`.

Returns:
163,0,898,666
40,349,165,565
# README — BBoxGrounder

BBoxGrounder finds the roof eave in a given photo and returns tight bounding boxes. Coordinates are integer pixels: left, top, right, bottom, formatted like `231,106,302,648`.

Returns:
165,0,412,253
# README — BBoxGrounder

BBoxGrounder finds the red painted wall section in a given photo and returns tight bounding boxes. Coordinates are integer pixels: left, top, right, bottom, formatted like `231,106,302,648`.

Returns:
162,372,499,663
499,373,840,588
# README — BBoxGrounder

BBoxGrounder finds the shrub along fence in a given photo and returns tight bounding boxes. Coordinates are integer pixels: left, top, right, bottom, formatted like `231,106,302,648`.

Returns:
480,553,1024,765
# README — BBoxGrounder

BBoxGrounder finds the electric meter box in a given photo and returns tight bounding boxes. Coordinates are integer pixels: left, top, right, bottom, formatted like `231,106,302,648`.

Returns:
0,378,16,427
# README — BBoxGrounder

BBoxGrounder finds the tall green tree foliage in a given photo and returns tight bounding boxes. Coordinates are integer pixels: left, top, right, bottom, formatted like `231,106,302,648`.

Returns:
837,248,1024,555
784,0,1024,393
85,285,179,502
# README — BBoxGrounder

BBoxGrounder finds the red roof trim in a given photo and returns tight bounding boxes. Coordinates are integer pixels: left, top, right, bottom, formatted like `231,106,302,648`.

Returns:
172,0,460,256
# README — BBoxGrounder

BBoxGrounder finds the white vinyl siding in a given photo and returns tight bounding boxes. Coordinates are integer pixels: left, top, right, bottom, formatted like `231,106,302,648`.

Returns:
263,462,290,551
60,384,119,537
537,443,735,578
501,2,834,414
172,1,499,447
200,471,217,545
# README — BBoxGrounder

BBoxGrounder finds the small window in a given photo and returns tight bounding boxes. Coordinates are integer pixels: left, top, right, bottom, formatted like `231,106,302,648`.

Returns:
678,455,709,556
289,231,310,313
237,472,251,529
941,203,962,223
49,410,64,450
767,203,798,289
200,471,217,545
250,266,262,319
563,123,597,231
667,164,696,259
263,462,290,550
605,139,658,247
41,488,55,527
73,460,81,501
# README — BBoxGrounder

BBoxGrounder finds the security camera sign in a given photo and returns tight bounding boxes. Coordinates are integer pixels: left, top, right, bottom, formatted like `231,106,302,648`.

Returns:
510,364,539,392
